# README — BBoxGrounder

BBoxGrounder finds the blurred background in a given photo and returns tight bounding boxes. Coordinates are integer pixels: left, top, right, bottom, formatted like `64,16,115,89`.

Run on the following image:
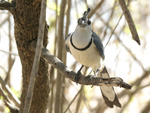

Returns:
0,0,150,113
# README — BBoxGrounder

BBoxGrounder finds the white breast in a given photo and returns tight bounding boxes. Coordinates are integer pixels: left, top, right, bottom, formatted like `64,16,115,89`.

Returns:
72,28,92,48
70,41,101,71
68,25,102,71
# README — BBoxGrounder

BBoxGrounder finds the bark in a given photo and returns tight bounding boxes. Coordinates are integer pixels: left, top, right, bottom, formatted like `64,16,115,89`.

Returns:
119,0,141,45
1,0,50,113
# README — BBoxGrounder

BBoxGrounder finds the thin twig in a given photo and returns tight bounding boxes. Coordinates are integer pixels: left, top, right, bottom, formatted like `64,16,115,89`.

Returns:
63,93,72,113
88,0,105,18
75,86,83,113
5,58,15,84
116,37,145,70
100,16,144,71
75,68,88,113
119,0,141,45
5,101,19,113
102,0,117,40
0,76,20,107
74,0,79,19
118,70,150,98
0,49,18,56
0,87,11,103
63,87,83,113
119,83,150,113
105,13,123,48
22,0,46,113
141,100,150,113
48,0,58,112
54,0,66,113
48,0,58,113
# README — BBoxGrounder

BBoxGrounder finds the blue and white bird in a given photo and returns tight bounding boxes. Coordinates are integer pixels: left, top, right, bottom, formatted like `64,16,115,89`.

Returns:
65,8,121,108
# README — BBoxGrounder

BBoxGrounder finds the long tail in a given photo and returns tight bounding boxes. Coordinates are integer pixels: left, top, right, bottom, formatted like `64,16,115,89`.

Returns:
98,67,121,108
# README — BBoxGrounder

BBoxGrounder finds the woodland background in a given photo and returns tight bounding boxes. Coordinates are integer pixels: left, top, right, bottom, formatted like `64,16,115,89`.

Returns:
0,0,150,113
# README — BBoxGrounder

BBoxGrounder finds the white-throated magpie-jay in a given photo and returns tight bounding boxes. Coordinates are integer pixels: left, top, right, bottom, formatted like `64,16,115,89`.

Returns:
65,8,121,108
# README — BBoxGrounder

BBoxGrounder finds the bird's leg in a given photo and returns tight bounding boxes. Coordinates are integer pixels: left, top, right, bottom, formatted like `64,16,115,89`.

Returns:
84,69,100,88
75,65,84,83
90,69,100,88
89,69,100,79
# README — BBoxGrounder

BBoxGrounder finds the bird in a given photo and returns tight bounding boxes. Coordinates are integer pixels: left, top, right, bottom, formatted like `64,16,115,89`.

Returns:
65,8,121,108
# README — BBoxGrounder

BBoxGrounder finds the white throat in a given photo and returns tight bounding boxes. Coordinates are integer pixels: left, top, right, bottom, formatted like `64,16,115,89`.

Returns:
72,25,92,48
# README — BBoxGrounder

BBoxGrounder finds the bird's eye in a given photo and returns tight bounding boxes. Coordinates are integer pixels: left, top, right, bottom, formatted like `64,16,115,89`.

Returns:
88,20,91,25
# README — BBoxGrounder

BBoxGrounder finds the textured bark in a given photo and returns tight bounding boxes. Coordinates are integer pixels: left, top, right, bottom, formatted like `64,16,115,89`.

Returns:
13,1,50,113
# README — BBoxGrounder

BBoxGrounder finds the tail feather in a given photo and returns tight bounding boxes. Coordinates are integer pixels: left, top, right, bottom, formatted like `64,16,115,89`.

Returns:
98,67,121,108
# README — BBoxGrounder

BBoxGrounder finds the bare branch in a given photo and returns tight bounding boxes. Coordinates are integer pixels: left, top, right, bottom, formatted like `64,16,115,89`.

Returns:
0,49,18,56
64,87,83,113
99,16,145,71
141,100,150,113
105,13,123,48
119,83,150,113
88,0,105,18
0,76,20,107
0,88,19,113
0,87,11,103
119,0,141,45
103,0,117,40
23,0,46,113
5,101,19,113
54,0,66,113
41,47,131,89
117,37,145,70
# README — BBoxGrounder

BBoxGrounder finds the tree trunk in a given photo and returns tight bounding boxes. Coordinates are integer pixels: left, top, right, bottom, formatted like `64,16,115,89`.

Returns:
13,1,50,113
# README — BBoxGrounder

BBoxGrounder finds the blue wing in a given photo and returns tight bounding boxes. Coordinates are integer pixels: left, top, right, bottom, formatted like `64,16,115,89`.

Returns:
65,33,72,53
92,31,105,60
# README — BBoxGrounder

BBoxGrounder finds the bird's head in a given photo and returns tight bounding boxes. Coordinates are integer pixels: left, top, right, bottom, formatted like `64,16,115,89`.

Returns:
77,8,91,28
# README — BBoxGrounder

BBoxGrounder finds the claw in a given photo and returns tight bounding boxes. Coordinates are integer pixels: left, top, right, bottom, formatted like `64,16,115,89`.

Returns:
85,75,96,80
85,75,96,88
90,75,96,80
86,69,99,88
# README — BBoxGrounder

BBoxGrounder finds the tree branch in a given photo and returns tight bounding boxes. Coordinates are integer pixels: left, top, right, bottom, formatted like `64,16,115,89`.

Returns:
5,101,19,113
119,0,141,45
64,87,83,113
0,1,15,14
88,0,105,18
141,100,150,113
0,87,19,113
41,47,131,89
0,86,11,103
105,13,123,48
0,76,20,107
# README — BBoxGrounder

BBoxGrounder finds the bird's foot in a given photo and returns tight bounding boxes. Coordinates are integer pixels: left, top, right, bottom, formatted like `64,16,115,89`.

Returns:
75,71,81,84
86,75,96,80
85,75,96,88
